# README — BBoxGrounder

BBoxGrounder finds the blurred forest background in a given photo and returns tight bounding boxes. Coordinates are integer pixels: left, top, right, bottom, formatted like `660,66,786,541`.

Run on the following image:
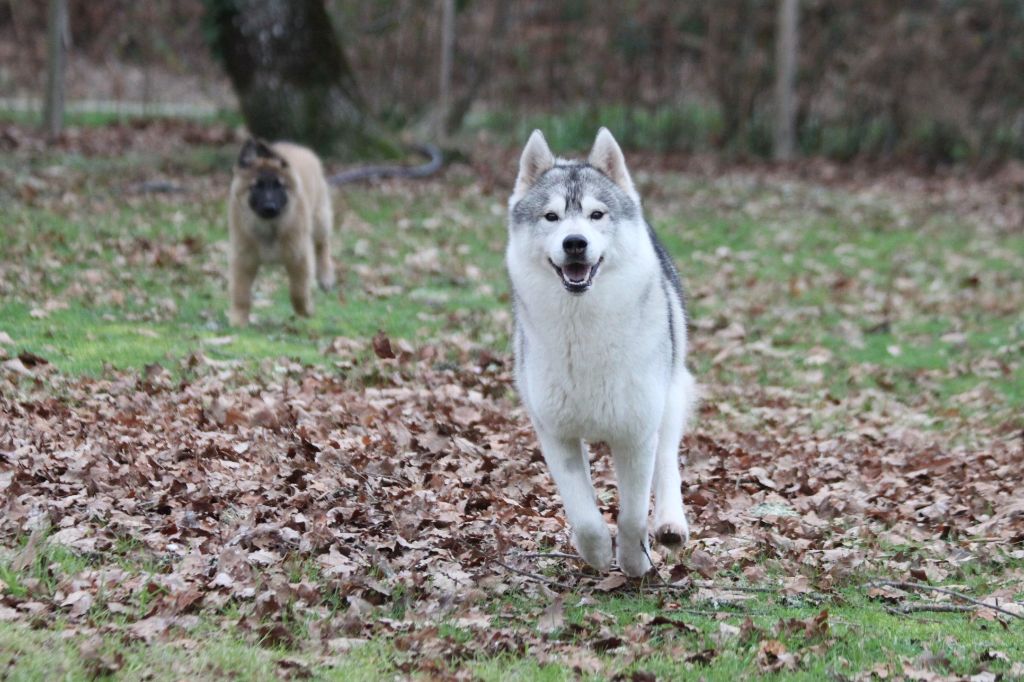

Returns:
5,0,1024,166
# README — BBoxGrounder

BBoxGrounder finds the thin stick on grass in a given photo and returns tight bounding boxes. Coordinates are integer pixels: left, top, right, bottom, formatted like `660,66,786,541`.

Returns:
669,606,774,617
514,552,581,561
640,543,670,587
495,559,574,591
693,579,778,594
884,603,974,615
866,579,1024,621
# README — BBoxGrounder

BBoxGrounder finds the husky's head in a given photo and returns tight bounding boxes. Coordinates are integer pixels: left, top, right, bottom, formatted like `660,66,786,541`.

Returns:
507,128,642,295
234,138,293,220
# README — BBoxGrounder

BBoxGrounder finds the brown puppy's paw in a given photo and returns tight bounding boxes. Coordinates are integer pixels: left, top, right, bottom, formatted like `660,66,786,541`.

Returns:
317,268,336,292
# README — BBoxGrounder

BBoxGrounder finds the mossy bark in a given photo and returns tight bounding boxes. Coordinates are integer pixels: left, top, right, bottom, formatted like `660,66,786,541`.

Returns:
204,0,398,159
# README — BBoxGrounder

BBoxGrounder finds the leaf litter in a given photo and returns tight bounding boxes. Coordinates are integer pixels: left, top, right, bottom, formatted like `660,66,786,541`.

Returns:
2,337,1021,674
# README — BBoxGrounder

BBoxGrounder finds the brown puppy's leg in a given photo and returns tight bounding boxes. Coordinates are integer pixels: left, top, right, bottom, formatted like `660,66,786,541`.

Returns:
229,252,260,327
313,197,335,291
284,247,315,317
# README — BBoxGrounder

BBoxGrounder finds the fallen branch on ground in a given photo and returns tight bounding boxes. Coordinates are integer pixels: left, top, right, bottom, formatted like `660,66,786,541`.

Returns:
495,559,574,591
666,606,774,618
515,552,581,561
866,579,1024,621
641,543,670,587
884,603,974,615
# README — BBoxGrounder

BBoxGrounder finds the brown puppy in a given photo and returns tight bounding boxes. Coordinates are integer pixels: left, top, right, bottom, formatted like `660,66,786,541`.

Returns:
227,138,334,326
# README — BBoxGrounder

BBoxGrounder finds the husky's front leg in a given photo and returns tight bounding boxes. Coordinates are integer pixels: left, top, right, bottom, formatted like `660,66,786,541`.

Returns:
612,434,658,577
536,430,612,571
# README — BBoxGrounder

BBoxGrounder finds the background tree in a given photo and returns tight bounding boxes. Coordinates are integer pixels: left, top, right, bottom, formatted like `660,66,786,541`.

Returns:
434,0,455,139
773,0,799,161
42,0,67,138
203,0,397,158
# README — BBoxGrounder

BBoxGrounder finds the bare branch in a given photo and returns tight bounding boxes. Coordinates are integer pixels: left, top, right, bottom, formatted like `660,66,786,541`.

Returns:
884,603,974,615
495,559,575,592
866,579,1024,621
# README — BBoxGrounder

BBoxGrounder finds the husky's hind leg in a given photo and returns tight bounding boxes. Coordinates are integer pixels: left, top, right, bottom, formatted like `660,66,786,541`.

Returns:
653,367,697,547
537,429,612,571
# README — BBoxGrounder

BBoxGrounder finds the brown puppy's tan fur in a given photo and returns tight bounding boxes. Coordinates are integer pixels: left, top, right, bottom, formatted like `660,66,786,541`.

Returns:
227,139,334,326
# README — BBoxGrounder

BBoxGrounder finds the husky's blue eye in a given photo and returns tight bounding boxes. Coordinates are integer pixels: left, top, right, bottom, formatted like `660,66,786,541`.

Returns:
544,212,559,222
589,210,605,220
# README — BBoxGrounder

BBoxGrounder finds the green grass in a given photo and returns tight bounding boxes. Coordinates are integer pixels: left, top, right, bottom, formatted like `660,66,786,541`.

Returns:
2,141,1022,678
3,144,1021,430
3,149,1021,424
467,103,726,154
468,103,1024,163
0,621,395,681
0,169,506,375
0,107,243,129
2,581,1022,680
0,524,1021,679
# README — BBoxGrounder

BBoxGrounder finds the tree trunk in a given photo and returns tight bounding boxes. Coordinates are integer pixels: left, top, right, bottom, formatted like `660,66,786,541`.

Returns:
773,0,799,161
443,1,510,135
435,0,455,139
43,0,67,139
204,0,397,158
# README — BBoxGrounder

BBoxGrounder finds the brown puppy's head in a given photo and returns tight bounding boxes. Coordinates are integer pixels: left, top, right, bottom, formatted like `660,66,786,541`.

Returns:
235,138,293,220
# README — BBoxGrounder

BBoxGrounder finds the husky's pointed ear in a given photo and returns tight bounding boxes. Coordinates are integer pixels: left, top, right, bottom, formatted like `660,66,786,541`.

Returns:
588,127,639,202
514,130,555,198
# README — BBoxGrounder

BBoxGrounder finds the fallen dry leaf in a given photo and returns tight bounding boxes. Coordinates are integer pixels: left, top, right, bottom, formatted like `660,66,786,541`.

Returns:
757,639,799,673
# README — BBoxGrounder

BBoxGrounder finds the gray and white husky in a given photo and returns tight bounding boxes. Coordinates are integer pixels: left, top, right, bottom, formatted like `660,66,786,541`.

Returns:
506,128,698,577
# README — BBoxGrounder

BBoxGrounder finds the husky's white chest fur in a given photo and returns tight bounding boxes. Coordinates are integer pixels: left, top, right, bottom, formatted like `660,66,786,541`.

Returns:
505,127,698,578
514,269,672,445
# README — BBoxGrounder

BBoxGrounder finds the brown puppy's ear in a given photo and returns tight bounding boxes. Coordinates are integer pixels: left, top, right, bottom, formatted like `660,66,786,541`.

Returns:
238,138,258,168
238,138,288,168
255,139,289,168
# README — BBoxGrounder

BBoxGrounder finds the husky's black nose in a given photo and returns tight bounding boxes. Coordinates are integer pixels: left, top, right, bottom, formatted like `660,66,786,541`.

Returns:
563,234,588,257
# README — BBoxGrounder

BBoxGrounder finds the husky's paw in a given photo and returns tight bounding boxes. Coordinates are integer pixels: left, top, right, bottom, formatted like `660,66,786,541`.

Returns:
617,539,654,578
654,507,690,548
655,519,690,548
573,523,613,572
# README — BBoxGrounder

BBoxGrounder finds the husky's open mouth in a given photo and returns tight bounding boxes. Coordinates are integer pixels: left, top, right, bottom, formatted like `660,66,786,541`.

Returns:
549,257,603,294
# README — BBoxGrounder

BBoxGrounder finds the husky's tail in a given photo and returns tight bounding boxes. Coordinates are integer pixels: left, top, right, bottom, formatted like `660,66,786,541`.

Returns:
328,143,443,186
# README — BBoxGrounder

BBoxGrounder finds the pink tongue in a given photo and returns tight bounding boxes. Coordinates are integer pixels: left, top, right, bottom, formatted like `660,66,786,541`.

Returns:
563,263,589,282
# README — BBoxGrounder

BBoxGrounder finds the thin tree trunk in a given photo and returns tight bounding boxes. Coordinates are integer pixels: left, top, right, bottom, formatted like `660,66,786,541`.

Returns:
437,0,455,138
444,1,510,134
43,0,68,139
773,0,799,161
